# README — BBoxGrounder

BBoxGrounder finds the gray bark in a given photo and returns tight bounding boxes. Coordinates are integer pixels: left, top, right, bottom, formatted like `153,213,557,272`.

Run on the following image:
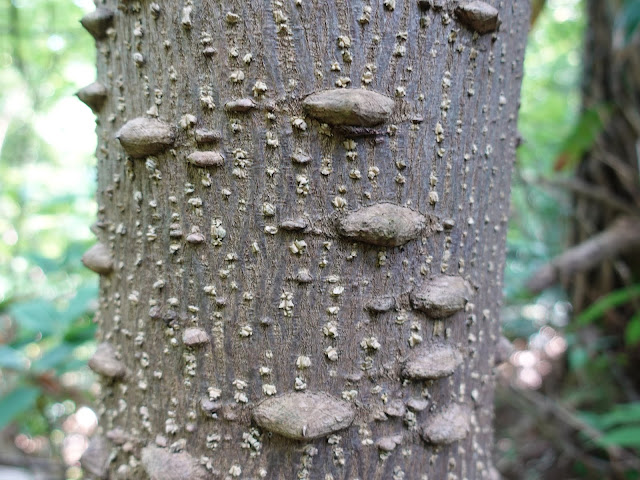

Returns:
78,0,528,478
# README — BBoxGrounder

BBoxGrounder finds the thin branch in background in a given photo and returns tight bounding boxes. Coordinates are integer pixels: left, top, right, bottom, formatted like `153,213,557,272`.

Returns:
527,216,640,293
595,143,640,206
498,385,613,478
507,384,640,474
539,176,639,215
0,453,64,476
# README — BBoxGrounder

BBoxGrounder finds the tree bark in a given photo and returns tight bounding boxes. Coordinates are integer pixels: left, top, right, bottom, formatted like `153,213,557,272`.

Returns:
78,0,529,478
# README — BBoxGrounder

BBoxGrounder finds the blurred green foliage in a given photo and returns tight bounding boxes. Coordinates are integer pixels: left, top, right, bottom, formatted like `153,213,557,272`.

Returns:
0,0,99,455
552,104,610,172
581,402,640,449
576,284,640,345
505,0,585,306
501,0,640,476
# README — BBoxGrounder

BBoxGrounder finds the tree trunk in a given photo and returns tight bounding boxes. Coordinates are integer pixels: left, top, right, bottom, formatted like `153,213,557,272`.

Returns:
77,1,529,478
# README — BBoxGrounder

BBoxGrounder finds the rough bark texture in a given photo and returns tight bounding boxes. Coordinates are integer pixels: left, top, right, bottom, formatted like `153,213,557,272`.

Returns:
571,0,640,371
80,0,528,478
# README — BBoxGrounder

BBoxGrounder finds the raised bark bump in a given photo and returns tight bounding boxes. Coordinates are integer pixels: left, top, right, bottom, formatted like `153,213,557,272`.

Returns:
224,98,257,112
455,1,500,34
105,428,132,446
221,404,239,422
88,342,126,379
195,128,221,143
410,275,473,318
402,343,464,380
420,404,472,445
182,327,209,346
186,228,205,244
76,82,108,112
418,0,446,10
302,89,394,127
334,125,385,137
80,7,114,40
80,435,111,479
186,151,225,168
291,150,312,165
337,203,426,247
200,397,221,413
376,434,403,452
384,399,406,418
116,117,175,158
407,397,429,411
260,316,275,326
280,218,307,231
82,243,114,275
141,445,208,480
252,391,355,440
295,268,313,284
365,295,396,314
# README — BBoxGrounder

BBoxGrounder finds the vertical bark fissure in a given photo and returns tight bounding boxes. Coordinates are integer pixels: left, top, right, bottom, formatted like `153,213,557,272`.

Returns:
81,1,529,478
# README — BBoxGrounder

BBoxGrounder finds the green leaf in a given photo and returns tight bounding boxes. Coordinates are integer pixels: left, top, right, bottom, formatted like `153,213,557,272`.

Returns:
624,469,640,480
580,403,640,432
7,286,97,338
576,284,640,326
20,253,62,274
59,358,90,373
616,0,640,45
31,343,75,372
599,426,640,448
572,461,588,477
63,320,97,344
56,286,98,329
8,299,57,336
0,345,28,370
578,411,605,430
0,386,41,431
599,403,640,430
568,347,589,371
625,312,640,346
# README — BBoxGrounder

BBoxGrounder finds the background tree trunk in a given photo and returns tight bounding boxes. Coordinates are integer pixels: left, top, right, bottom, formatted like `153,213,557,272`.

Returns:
79,0,528,478
570,0,640,381
571,0,640,311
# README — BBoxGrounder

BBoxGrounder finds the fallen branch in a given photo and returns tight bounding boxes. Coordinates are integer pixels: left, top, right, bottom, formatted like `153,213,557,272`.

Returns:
527,216,640,293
